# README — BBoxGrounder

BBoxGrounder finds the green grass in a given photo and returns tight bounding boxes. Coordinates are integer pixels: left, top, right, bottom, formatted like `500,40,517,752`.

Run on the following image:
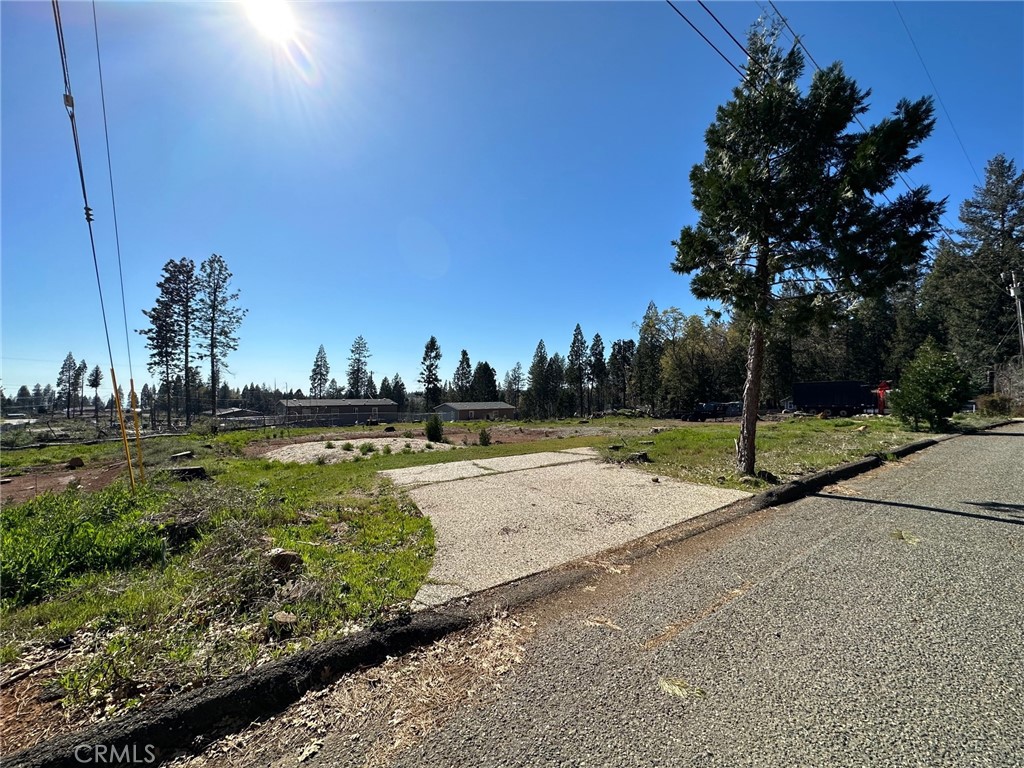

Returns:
606,416,934,489
0,444,435,716
1,483,167,607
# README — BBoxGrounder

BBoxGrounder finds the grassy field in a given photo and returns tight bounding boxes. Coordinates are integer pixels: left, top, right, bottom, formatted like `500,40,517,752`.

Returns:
1,412,996,728
606,415,939,489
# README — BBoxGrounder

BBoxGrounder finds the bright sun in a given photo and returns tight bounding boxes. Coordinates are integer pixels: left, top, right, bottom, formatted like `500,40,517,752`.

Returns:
242,0,297,44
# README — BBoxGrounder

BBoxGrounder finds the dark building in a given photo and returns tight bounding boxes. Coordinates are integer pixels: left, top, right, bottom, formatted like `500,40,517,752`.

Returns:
434,401,516,421
278,398,398,425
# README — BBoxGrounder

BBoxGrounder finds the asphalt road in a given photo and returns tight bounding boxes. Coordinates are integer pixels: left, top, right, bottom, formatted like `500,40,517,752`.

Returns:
191,424,1024,768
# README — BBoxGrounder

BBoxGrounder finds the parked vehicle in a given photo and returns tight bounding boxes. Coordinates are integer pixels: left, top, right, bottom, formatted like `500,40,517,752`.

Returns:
792,380,874,417
686,402,727,421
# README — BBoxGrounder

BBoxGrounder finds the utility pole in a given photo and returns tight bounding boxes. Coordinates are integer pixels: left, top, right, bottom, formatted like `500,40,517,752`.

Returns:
1006,271,1024,370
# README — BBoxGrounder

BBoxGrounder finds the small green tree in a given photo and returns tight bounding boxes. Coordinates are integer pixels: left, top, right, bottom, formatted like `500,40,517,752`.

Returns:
309,345,330,399
453,350,473,400
425,412,444,443
889,341,972,431
419,337,443,408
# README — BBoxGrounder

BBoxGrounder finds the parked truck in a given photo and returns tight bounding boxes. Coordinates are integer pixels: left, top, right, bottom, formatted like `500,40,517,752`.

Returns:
792,380,874,417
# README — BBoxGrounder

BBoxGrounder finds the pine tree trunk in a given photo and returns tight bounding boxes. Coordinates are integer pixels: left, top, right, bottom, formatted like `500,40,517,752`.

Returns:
737,318,765,476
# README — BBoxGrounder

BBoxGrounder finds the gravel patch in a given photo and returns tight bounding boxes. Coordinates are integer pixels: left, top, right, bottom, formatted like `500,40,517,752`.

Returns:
262,438,454,464
410,456,749,606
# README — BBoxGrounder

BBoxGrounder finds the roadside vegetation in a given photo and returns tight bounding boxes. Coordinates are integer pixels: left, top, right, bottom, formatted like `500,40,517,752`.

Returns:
598,416,942,490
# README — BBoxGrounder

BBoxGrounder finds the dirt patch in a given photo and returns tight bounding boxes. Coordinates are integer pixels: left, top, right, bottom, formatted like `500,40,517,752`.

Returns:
0,461,127,507
166,612,533,768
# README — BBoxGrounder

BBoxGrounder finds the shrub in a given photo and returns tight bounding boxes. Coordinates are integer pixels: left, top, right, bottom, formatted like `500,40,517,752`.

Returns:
324,441,335,449
425,414,444,443
382,445,392,455
342,442,354,451
478,427,491,446
976,394,1012,416
889,341,972,431
359,442,375,455
401,430,414,439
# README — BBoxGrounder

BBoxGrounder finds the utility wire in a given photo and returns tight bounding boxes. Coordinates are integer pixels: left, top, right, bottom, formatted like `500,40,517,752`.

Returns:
891,1,982,186
768,0,822,71
696,1,749,59
767,1,1008,296
51,0,115,375
91,0,134,382
52,0,137,489
664,0,746,82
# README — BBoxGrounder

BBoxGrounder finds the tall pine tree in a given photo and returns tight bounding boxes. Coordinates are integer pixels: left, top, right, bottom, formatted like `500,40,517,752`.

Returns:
672,23,941,474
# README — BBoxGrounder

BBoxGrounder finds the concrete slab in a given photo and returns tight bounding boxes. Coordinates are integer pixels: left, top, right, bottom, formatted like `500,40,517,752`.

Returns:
379,461,496,487
409,459,750,606
472,451,594,472
380,449,597,488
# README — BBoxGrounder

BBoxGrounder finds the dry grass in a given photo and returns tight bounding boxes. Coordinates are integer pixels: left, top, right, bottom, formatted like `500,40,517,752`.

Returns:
168,610,534,768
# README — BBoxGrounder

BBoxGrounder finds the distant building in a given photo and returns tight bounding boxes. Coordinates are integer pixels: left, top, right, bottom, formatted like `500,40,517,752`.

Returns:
434,401,515,421
278,398,398,425
204,407,263,419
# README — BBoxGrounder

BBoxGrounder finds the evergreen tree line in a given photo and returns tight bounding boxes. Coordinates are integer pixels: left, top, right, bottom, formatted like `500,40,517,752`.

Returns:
7,154,1020,425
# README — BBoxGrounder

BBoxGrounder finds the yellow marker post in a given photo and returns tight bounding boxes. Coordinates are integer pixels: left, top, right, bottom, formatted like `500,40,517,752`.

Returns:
109,368,136,493
129,379,146,485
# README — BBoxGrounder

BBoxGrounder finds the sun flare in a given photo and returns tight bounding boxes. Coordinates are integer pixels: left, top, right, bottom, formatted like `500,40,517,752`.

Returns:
242,0,298,44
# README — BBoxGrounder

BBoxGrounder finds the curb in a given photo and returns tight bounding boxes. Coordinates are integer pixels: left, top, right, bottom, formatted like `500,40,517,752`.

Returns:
3,423,1009,767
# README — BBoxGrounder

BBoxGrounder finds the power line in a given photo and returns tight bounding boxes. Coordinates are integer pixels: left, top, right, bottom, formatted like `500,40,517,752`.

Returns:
664,0,746,83
891,1,982,186
51,0,115,375
51,0,138,489
91,0,134,383
696,1,749,59
767,0,822,71
771,2,1007,296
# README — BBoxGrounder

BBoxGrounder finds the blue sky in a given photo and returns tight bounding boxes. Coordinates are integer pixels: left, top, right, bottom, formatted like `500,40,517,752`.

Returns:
2,1,1022,399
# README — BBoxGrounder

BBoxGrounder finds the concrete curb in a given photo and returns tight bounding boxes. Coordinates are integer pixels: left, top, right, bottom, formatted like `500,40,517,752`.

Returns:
3,423,1008,767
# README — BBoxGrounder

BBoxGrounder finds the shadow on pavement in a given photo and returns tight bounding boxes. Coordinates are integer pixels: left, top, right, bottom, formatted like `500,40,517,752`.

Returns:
814,493,1024,527
964,500,1024,515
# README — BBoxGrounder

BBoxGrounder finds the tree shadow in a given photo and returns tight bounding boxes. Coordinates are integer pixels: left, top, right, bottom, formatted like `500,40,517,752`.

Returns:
964,500,1024,515
813,493,1024,527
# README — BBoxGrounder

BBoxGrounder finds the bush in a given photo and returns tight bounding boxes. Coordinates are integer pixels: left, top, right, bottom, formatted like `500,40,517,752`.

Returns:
359,442,375,455
976,394,1012,416
342,442,354,451
425,414,444,443
889,341,972,431
478,427,491,446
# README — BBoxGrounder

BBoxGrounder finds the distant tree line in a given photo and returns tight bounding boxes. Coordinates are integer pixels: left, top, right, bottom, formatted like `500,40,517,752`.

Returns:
7,150,1020,433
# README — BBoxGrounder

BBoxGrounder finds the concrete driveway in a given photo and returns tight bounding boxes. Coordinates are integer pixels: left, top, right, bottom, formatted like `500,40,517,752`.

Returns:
380,449,750,606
